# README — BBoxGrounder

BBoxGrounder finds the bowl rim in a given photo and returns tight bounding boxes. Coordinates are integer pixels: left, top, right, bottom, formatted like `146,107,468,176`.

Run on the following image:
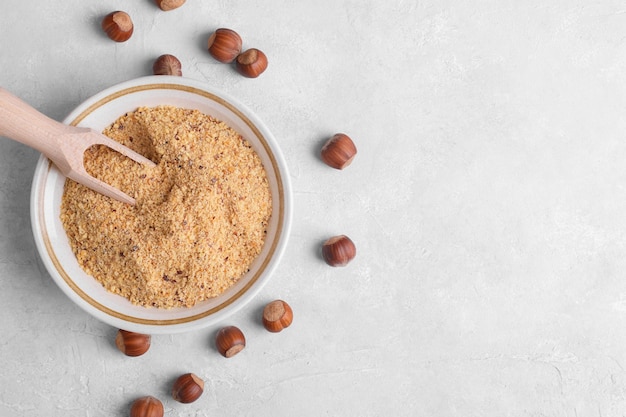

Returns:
29,76,292,333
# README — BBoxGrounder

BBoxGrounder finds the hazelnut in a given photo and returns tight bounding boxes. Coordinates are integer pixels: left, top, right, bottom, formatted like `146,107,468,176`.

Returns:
262,300,293,333
215,326,246,358
235,48,268,78
101,11,133,42
153,54,182,76
115,329,151,357
320,133,357,170
322,235,356,267
207,28,243,63
172,373,204,403
155,0,186,11
130,396,163,417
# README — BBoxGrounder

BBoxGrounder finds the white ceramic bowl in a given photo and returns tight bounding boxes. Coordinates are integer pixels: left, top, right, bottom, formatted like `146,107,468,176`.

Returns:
30,76,292,334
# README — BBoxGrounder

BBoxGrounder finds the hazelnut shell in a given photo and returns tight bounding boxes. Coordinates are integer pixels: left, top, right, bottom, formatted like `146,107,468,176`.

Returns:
236,48,269,78
130,396,164,417
207,28,243,63
322,235,356,267
172,373,204,403
321,133,357,170
262,300,293,333
155,0,186,11
153,54,182,76
115,329,151,357
215,326,246,357
101,11,133,42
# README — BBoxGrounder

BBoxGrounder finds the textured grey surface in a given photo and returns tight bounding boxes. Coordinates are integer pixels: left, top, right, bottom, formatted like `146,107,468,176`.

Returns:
3,1,626,415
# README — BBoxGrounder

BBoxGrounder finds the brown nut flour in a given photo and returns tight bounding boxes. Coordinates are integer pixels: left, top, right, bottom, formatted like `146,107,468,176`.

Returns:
60,105,272,308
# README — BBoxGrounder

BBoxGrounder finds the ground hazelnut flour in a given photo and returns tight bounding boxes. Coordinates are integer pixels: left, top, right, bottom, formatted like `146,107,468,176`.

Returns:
60,105,272,308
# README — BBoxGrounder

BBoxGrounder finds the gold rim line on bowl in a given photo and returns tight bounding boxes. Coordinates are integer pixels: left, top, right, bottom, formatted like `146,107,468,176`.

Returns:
38,82,286,326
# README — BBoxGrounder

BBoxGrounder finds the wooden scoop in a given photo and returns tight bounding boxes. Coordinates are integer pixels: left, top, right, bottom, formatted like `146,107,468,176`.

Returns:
0,88,155,205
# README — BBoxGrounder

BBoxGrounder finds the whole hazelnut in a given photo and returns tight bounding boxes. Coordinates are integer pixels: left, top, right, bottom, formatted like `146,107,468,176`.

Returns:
262,300,293,333
321,133,357,170
115,329,151,357
215,326,246,358
130,396,163,417
207,28,243,63
153,54,182,76
155,0,186,11
235,48,268,78
322,235,356,267
172,373,204,403
101,11,134,42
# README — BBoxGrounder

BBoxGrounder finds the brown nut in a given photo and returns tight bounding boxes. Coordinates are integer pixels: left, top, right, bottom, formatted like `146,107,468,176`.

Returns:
207,28,243,63
101,11,133,42
262,300,293,333
215,326,245,358
153,54,182,76
321,133,357,170
172,373,204,403
130,396,164,417
115,329,151,357
235,48,268,78
155,0,186,11
322,235,356,267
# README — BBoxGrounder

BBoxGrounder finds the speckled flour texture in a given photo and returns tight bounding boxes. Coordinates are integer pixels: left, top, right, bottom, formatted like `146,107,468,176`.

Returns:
60,106,272,308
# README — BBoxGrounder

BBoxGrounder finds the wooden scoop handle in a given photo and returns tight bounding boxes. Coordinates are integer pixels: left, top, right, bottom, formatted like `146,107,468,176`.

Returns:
0,88,85,159
0,88,151,206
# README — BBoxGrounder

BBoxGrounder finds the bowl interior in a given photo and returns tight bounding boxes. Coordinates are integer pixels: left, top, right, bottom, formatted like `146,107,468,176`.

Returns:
31,77,291,333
